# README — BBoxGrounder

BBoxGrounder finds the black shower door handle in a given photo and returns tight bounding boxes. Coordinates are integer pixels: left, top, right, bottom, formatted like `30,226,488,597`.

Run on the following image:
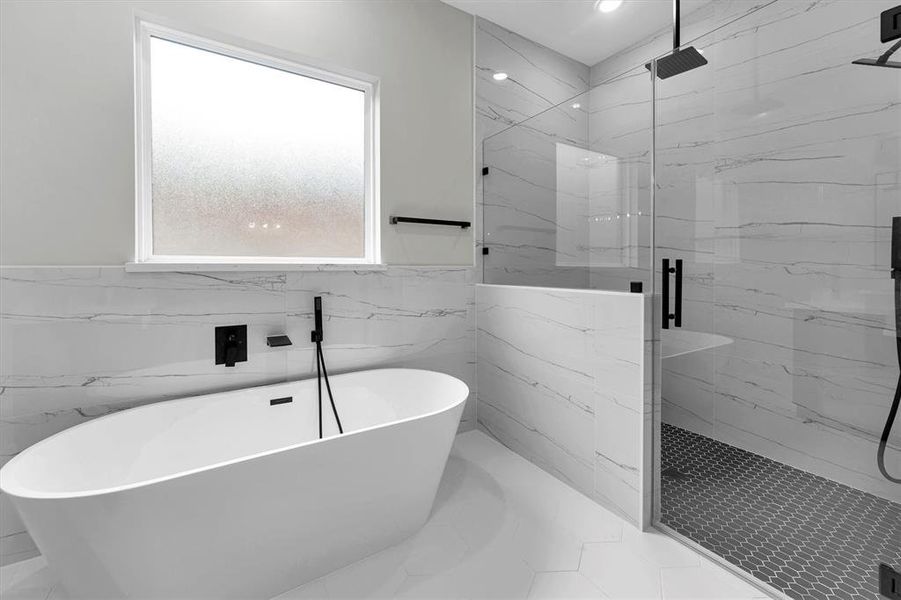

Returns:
662,258,683,329
662,259,670,329
674,259,683,327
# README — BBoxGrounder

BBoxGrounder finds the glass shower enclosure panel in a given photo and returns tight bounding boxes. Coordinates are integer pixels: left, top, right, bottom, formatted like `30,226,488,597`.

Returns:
482,64,653,292
587,64,655,293
653,1,901,597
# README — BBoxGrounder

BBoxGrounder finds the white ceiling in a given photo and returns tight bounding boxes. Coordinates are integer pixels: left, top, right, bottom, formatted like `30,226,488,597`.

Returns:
441,0,707,66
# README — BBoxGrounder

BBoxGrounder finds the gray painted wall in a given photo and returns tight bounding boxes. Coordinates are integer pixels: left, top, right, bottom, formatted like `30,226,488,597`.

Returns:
0,0,474,266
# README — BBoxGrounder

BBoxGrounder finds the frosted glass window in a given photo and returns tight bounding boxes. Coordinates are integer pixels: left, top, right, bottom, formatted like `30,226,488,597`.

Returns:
139,29,375,263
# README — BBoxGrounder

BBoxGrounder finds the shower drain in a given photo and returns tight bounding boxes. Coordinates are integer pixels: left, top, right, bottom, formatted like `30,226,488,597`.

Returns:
661,466,690,480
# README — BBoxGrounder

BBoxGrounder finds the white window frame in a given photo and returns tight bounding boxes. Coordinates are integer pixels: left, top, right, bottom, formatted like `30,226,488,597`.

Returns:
132,19,380,270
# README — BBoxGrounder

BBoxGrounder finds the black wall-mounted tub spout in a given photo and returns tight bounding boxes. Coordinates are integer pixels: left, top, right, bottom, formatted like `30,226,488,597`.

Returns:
266,335,292,348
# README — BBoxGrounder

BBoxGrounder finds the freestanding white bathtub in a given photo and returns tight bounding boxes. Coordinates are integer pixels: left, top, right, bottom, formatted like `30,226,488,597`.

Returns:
0,368,468,599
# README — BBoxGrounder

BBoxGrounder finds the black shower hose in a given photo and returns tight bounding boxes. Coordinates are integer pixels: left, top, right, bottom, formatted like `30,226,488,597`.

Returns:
880,277,901,483
316,339,343,440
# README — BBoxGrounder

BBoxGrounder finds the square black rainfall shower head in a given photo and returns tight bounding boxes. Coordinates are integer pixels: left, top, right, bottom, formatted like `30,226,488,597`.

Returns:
646,47,708,79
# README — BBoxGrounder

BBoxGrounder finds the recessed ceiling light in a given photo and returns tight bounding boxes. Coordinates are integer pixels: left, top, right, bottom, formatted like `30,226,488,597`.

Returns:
596,0,623,13
492,72,508,81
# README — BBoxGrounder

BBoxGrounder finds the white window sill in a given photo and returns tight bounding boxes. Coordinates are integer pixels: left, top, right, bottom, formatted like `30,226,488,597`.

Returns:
125,262,388,273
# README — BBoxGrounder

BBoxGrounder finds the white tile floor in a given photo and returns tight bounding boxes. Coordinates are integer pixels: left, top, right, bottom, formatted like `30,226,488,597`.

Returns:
0,431,771,600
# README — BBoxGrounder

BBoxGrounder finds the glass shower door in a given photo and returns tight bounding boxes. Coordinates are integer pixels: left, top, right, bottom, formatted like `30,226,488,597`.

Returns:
652,1,901,598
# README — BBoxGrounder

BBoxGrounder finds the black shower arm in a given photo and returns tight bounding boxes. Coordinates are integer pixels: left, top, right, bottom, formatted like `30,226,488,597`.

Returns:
673,0,681,49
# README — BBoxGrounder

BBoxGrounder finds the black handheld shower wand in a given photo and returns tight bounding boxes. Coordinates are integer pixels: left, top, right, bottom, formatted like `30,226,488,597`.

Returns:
312,296,324,343
881,218,901,483
312,296,343,439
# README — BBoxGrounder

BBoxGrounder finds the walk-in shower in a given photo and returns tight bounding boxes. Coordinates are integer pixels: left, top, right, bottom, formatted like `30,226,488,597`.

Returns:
862,6,901,489
481,1,900,598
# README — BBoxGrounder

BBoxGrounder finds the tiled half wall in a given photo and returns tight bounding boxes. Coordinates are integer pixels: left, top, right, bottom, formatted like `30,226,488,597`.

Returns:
475,283,652,526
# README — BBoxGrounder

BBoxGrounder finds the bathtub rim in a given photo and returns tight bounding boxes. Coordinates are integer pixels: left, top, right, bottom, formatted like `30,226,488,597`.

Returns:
0,368,469,501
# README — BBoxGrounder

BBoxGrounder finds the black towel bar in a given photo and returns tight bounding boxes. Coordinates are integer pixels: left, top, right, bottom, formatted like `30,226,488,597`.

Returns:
390,216,471,229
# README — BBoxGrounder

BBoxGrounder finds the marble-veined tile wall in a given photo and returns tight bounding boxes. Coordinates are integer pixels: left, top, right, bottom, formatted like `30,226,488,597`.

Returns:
591,0,901,501
585,63,655,293
0,266,477,565
476,18,591,288
475,283,652,526
583,1,771,294
477,20,657,294
475,18,589,142
474,25,657,527
483,102,592,288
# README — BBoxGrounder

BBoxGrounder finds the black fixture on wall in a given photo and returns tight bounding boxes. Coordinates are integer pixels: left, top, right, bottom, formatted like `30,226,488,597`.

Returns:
215,325,247,367
852,5,901,69
266,335,292,347
879,217,901,484
312,296,343,439
880,563,901,599
390,216,471,229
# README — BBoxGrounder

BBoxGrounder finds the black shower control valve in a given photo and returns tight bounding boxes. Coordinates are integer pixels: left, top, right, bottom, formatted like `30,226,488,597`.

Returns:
215,325,247,367
882,5,901,43
880,563,901,599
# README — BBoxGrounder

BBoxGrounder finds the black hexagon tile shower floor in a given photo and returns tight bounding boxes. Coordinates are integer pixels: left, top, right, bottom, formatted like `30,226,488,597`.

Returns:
661,424,901,600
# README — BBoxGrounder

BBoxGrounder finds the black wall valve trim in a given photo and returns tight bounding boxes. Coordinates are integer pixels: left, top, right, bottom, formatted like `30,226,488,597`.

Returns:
880,563,901,599
215,325,247,367
882,5,901,43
